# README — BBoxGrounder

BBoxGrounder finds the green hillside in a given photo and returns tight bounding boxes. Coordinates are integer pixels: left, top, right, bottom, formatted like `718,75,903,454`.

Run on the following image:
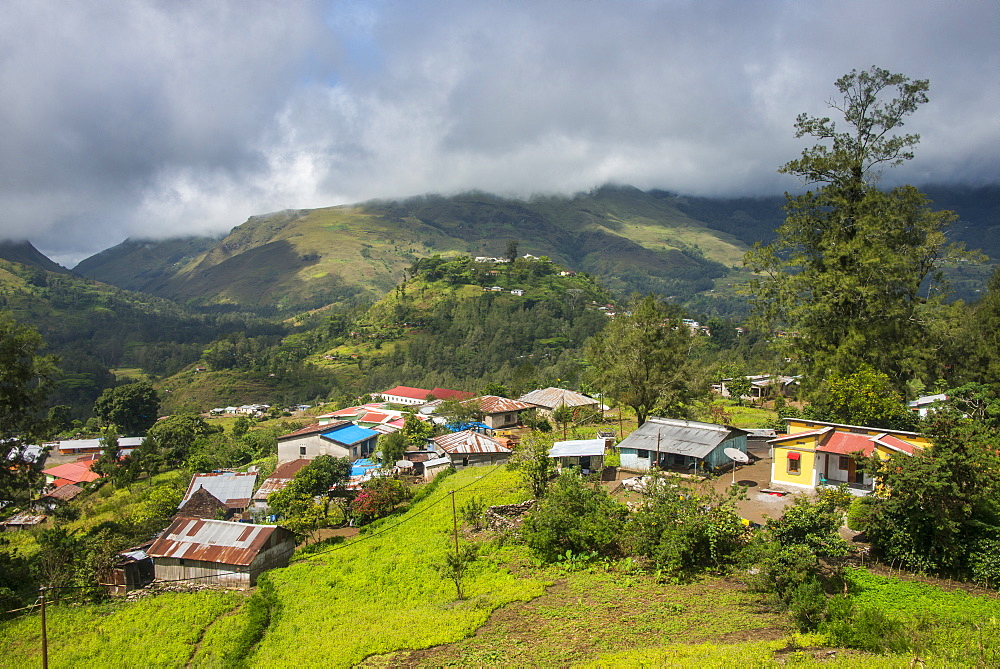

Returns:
0,257,284,418
74,187,748,312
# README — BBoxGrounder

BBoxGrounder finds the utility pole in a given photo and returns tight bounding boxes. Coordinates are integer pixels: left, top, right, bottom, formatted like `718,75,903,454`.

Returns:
450,490,463,600
40,587,48,669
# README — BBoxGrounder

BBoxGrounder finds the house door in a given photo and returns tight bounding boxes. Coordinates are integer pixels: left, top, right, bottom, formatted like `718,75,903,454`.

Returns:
847,459,864,484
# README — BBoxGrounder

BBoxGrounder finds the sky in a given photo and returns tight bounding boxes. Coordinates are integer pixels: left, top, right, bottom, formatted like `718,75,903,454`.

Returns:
1,0,998,266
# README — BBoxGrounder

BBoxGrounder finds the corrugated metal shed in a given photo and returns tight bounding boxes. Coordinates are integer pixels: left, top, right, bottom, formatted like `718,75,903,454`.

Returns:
147,518,283,566
43,483,84,501
474,395,536,414
433,430,510,454
181,472,257,509
549,439,606,458
617,417,747,459
518,387,598,410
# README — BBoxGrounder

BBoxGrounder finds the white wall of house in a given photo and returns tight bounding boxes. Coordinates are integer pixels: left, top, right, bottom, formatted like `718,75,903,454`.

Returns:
277,435,351,463
381,393,423,405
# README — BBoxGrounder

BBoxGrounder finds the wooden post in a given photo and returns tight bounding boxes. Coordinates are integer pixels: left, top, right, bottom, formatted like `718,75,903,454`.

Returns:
450,490,462,600
40,587,48,669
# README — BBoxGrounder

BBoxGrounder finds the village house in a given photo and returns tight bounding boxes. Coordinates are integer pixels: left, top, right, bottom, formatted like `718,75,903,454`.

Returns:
41,456,103,488
276,421,380,464
518,387,601,416
616,417,749,473
1,513,47,531
252,459,310,511
107,545,154,596
178,472,257,517
769,417,929,493
432,430,512,469
716,374,801,401
907,393,949,418
549,438,606,474
45,436,144,457
147,518,296,588
378,385,474,405
468,395,536,429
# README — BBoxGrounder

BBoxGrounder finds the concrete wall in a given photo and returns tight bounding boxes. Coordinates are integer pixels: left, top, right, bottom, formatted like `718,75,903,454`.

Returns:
278,434,350,463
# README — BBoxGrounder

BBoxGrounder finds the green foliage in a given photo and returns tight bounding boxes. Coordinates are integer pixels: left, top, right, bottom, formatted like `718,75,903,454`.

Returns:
623,477,748,580
460,496,487,530
808,366,915,429
377,430,407,467
351,476,409,524
586,295,694,425
402,412,434,448
745,67,965,391
862,413,1000,574
507,431,556,498
93,380,160,435
765,490,849,559
725,375,752,406
0,311,58,504
143,413,222,469
846,496,875,532
521,472,626,562
269,455,351,537
433,542,479,600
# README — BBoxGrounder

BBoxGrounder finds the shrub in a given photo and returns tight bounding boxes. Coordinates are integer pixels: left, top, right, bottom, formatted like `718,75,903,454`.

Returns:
846,497,875,532
521,472,626,562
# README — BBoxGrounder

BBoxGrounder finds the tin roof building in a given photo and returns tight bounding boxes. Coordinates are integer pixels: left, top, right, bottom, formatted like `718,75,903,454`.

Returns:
147,518,295,588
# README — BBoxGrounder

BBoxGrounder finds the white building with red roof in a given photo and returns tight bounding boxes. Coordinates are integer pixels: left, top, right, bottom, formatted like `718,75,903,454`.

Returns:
379,385,474,405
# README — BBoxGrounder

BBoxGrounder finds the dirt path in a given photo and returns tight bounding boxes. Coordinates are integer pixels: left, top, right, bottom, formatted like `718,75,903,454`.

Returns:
185,597,247,668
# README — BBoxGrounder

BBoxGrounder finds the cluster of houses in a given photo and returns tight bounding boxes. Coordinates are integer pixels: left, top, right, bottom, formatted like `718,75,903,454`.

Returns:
4,372,945,591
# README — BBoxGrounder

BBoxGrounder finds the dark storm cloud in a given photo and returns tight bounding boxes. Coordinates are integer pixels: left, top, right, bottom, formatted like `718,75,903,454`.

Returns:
0,0,996,265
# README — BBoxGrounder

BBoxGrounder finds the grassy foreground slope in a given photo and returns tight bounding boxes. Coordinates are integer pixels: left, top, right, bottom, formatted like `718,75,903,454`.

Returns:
243,466,545,666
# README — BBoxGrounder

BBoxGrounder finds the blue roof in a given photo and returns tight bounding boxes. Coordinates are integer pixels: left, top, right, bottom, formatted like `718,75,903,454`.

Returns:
445,421,490,433
322,423,379,446
351,458,379,477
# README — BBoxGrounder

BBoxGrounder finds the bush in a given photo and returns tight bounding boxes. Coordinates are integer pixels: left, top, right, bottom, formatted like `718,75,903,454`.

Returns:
846,497,875,532
521,472,626,562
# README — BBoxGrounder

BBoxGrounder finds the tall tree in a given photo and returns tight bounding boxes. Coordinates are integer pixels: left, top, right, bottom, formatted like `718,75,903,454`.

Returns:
93,380,160,436
586,295,692,425
745,67,965,393
0,312,58,504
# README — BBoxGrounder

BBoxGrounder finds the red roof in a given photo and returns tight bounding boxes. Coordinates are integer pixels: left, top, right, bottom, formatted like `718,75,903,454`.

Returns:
42,460,101,485
360,411,390,424
873,434,920,455
815,431,877,456
429,388,475,401
253,459,311,501
380,386,474,402
381,385,434,400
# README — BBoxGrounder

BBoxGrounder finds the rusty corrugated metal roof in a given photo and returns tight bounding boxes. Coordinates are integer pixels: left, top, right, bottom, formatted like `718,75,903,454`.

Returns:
518,387,599,410
147,518,289,566
252,459,310,502
433,430,511,454
472,395,536,414
278,421,349,440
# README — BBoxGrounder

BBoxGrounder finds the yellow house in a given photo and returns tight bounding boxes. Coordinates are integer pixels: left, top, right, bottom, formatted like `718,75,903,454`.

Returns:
769,418,930,492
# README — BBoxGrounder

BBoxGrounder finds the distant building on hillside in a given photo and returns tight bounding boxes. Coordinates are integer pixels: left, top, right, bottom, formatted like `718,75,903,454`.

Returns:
378,385,474,405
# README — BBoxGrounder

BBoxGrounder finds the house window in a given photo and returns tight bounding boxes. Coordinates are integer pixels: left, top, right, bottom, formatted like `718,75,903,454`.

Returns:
177,559,185,566
787,452,801,474
637,449,649,459
838,456,850,470
462,457,469,467
299,446,307,456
